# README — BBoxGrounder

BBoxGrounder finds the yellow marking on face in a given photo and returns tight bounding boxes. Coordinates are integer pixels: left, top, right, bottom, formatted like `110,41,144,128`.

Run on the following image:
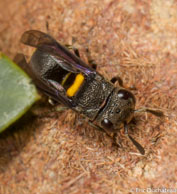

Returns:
61,72,71,86
67,73,84,97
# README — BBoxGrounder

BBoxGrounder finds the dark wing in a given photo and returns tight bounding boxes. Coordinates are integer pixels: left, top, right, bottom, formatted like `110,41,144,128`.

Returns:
20,30,96,107
14,53,74,107
21,30,56,47
21,30,95,75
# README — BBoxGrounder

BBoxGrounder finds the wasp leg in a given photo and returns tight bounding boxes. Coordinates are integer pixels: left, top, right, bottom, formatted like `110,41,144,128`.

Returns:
88,121,119,148
88,121,105,132
73,48,80,58
88,60,97,70
65,44,81,58
66,42,97,69
55,106,68,112
46,21,49,32
48,98,58,106
85,48,97,70
110,76,123,87
65,37,80,57
111,76,137,90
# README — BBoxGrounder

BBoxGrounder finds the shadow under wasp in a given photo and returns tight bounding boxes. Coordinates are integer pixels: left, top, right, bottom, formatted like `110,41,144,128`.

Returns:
14,30,164,155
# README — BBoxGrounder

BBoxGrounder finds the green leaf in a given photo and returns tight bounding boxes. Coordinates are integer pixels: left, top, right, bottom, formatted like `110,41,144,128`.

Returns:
0,53,39,133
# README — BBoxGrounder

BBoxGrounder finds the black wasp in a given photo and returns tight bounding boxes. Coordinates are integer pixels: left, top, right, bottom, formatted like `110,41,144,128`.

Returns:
16,30,163,155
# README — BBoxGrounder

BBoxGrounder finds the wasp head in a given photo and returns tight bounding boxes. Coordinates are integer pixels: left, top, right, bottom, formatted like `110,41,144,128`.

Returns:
96,88,136,132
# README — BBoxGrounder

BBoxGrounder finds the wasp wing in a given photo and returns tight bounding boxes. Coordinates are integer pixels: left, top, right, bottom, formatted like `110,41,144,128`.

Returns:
21,30,57,47
20,30,96,107
14,53,74,107
21,30,95,75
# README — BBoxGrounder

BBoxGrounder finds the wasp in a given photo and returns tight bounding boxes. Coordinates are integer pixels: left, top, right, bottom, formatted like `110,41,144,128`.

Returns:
16,30,163,155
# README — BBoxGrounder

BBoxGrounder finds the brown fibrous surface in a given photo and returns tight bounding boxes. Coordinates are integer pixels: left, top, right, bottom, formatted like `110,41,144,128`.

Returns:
0,0,177,194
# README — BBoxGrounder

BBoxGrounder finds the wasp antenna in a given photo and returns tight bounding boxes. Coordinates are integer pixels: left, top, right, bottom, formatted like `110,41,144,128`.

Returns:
124,123,145,155
128,134,145,155
134,108,164,117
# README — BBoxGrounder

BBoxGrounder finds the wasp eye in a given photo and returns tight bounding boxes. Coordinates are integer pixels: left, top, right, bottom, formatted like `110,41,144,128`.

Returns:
101,118,113,129
118,89,135,103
